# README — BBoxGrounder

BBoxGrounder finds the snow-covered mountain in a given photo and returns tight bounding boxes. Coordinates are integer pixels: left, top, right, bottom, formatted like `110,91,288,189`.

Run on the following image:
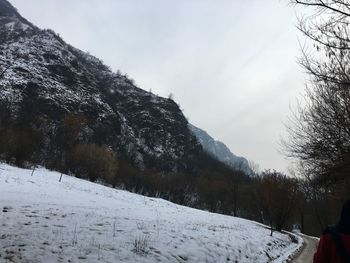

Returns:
0,0,201,172
189,124,253,175
0,163,302,262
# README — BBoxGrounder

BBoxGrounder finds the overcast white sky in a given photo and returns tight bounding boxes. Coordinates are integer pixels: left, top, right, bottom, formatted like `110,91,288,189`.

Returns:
11,0,306,172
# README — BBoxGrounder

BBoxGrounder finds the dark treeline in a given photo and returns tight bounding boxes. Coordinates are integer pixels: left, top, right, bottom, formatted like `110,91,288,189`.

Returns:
0,110,317,235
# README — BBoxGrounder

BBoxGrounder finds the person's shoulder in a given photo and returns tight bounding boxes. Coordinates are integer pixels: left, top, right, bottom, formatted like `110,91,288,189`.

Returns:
320,226,336,244
323,225,337,235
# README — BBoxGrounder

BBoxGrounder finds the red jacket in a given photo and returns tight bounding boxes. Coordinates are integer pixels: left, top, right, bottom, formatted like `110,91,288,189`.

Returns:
314,233,350,263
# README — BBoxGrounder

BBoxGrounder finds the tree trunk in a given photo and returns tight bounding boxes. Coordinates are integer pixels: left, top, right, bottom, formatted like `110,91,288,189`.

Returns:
31,167,35,176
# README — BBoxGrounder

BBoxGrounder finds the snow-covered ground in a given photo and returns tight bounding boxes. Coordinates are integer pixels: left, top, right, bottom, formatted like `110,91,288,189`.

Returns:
0,164,302,263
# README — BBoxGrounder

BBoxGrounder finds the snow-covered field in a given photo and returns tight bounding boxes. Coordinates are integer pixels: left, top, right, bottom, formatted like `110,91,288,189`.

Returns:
0,164,302,263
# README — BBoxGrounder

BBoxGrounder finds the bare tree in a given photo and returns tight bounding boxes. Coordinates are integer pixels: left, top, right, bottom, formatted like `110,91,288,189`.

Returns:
282,1,350,234
248,160,260,175
285,0,350,184
293,1,350,17
253,170,299,235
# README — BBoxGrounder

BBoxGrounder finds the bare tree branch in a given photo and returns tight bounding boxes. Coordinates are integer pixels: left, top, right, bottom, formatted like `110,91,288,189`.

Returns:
294,0,350,17
0,64,11,79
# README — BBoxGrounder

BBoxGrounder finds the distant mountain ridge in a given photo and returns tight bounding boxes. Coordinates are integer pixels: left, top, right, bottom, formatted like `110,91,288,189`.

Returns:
189,124,252,175
0,0,34,27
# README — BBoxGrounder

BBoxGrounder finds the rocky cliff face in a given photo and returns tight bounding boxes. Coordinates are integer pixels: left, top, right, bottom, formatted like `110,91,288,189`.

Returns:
0,0,201,172
189,124,252,175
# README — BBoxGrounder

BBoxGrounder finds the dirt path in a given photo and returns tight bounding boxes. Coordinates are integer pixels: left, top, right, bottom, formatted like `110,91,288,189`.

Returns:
292,235,319,263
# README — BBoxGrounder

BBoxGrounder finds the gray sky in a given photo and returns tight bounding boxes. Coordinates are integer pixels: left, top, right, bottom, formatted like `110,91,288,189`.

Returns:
11,0,306,172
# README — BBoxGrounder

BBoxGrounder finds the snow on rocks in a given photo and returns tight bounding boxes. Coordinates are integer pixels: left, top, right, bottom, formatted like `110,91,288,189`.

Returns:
0,163,302,262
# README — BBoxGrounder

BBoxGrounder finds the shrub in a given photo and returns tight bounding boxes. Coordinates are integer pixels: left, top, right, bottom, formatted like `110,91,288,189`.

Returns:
0,125,42,167
69,143,118,182
132,235,149,255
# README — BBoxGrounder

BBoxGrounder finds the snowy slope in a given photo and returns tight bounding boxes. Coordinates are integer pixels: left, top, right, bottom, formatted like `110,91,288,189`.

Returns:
0,164,302,263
